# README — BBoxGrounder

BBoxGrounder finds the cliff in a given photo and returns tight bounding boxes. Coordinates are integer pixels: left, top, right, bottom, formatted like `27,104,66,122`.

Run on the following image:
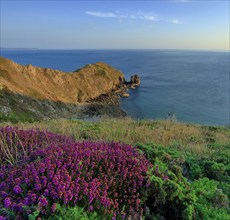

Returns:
0,56,125,103
0,56,127,120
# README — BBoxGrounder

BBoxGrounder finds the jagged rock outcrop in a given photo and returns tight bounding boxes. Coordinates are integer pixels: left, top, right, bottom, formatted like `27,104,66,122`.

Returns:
86,73,141,106
129,74,141,87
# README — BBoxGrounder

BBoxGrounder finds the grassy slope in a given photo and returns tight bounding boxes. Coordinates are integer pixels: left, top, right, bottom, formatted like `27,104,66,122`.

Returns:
4,118,228,157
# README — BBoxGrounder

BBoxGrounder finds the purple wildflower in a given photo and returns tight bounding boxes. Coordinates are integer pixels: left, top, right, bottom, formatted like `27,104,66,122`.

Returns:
4,197,11,208
38,197,48,207
13,185,22,194
0,127,153,218
0,172,4,179
43,189,49,196
30,193,37,202
34,183,42,191
0,191,7,198
23,197,30,206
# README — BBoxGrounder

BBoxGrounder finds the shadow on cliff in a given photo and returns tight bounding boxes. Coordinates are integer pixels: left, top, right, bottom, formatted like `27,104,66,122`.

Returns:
0,90,127,123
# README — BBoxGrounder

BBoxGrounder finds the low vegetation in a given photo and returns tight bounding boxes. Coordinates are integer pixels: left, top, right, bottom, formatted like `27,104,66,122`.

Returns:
7,118,228,157
0,118,229,219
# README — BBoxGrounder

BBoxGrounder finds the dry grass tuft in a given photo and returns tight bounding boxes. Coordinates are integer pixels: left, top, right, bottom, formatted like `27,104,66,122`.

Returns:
1,118,229,157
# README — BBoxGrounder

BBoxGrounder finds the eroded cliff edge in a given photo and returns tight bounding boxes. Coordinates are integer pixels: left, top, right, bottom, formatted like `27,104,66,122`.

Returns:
0,56,139,120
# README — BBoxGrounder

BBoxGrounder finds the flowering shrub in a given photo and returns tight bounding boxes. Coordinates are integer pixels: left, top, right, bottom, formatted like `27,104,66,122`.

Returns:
0,126,72,165
0,127,151,219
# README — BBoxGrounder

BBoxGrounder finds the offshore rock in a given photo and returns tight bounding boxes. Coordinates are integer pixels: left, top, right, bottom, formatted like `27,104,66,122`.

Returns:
129,74,141,87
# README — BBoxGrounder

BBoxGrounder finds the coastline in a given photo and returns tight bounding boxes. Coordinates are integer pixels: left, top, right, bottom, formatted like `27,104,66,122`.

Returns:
0,56,141,122
78,103,128,119
78,76,141,119
1,50,228,126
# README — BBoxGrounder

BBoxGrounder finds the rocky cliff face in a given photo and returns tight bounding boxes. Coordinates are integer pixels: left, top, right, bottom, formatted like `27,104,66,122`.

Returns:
0,57,125,104
0,57,126,120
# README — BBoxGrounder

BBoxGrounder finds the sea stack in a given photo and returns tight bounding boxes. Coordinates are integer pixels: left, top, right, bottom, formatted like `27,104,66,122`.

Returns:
128,74,141,87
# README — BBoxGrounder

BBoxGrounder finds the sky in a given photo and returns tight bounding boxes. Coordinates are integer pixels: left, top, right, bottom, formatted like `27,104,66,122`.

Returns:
0,0,229,50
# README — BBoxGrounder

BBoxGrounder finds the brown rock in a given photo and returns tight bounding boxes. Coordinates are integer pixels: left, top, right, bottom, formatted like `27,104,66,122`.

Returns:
0,57,125,104
130,74,141,86
122,93,130,98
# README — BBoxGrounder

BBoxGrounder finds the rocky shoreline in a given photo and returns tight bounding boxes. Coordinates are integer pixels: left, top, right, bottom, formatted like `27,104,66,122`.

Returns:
0,56,141,121
79,74,141,118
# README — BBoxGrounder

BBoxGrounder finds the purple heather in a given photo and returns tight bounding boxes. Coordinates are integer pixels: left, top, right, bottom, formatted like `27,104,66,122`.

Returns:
0,126,152,219
13,185,22,194
4,197,11,208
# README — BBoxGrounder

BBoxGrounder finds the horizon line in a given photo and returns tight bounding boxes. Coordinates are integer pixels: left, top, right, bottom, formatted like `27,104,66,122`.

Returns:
1,47,229,52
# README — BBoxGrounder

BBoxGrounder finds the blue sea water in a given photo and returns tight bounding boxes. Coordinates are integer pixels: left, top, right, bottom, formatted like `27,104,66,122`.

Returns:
1,49,229,125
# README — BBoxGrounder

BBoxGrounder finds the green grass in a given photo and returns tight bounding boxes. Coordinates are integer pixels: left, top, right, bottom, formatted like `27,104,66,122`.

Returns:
0,112,37,123
4,118,228,157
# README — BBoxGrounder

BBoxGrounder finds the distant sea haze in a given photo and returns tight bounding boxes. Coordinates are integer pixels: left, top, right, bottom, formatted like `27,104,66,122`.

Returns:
1,49,229,126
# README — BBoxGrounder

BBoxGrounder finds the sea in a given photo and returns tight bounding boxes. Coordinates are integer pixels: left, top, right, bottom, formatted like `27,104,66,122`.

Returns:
1,49,229,126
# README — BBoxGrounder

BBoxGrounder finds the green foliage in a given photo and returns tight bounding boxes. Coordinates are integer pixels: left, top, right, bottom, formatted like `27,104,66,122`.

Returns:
192,178,229,220
137,143,195,219
185,158,229,183
47,204,110,220
0,208,16,219
218,182,230,199
78,122,102,139
185,157,204,179
137,143,230,220
136,143,185,165
28,210,40,220
203,161,226,180
208,143,230,165
0,112,36,123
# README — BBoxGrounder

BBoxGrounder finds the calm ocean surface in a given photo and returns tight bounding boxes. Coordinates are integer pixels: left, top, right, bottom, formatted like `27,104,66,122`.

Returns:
1,49,229,125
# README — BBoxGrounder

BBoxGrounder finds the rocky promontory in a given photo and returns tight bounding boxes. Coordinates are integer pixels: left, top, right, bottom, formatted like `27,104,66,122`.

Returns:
0,56,140,120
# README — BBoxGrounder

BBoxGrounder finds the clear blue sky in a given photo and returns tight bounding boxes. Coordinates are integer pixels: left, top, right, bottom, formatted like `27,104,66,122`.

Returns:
1,0,229,50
